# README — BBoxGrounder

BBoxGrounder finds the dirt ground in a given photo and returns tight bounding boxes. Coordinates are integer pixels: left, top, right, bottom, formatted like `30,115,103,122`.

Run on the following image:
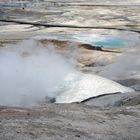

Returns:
0,103,140,140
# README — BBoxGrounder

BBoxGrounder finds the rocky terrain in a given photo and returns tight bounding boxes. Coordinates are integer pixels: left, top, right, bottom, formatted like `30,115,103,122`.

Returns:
0,0,140,140
0,102,140,140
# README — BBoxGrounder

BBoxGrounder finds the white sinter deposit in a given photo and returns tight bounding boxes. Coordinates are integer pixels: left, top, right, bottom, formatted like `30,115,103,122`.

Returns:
55,72,134,103
0,39,134,106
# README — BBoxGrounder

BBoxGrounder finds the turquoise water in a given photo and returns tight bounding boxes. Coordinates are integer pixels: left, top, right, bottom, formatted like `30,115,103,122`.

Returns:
94,37,125,48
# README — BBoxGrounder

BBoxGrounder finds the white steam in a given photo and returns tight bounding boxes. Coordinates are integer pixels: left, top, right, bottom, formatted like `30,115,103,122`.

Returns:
99,47,140,80
0,39,74,106
0,39,134,106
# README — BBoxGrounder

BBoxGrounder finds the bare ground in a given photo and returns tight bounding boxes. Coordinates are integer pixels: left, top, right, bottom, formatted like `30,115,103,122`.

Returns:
0,103,140,140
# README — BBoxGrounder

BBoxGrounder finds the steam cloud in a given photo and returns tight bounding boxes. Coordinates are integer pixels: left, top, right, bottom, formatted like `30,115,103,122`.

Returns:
99,46,140,80
0,39,74,106
0,39,134,106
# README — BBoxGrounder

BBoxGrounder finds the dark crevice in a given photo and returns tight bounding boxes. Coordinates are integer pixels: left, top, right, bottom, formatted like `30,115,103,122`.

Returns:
81,92,121,103
0,19,140,34
80,44,121,53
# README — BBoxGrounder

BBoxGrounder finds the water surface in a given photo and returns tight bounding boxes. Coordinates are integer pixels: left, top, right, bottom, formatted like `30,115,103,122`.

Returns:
94,36,125,48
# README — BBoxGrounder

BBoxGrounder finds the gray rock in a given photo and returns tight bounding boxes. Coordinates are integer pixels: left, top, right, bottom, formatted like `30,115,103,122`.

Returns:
82,92,140,107
117,79,140,91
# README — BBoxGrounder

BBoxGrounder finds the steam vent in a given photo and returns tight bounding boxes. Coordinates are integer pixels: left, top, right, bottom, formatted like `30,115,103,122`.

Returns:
0,0,140,140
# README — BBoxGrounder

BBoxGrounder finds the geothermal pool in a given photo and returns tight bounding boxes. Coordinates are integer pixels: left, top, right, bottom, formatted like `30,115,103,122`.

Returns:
0,39,134,107
72,33,140,48
94,36,124,47
35,32,140,48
